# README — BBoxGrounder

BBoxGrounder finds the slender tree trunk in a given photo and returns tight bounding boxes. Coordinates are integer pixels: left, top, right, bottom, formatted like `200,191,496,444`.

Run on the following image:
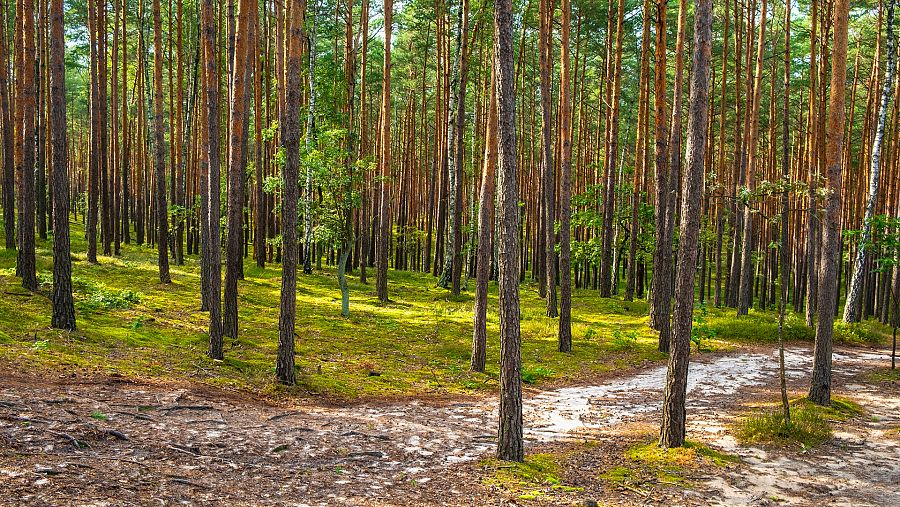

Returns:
539,0,557,313
844,0,895,323
805,0,820,327
152,0,171,283
558,0,573,350
223,0,254,338
778,0,792,425
49,0,75,331
302,1,317,275
201,0,224,358
17,0,38,290
600,0,624,297
375,0,392,303
472,63,497,372
737,0,767,315
660,0,713,448
810,0,850,406
649,0,670,350
495,0,523,463
0,0,13,251
277,0,304,385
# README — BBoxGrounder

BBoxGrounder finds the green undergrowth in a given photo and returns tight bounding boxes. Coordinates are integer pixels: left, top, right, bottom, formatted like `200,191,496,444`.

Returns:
601,439,739,489
481,453,582,501
0,220,672,399
736,397,863,449
705,307,890,346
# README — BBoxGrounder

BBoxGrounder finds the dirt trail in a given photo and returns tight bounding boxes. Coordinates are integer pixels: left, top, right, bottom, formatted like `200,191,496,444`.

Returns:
1,346,896,506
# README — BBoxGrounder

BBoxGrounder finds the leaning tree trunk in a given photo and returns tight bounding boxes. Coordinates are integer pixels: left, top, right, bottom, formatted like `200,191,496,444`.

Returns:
495,0,524,463
810,0,851,406
49,0,75,331
659,0,713,448
843,0,896,323
472,63,498,372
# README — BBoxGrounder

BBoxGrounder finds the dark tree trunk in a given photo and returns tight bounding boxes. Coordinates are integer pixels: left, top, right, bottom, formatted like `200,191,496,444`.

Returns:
558,0,573,351
49,0,75,331
0,0,13,251
375,0,392,303
17,0,38,290
495,0,523,463
277,0,304,385
201,0,224,358
152,0,171,283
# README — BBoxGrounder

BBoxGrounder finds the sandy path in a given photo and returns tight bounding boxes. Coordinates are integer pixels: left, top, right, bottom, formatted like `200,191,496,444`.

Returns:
0,346,895,506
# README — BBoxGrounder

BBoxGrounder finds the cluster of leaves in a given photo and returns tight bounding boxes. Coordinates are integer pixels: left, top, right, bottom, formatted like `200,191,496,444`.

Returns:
38,273,142,311
691,303,717,352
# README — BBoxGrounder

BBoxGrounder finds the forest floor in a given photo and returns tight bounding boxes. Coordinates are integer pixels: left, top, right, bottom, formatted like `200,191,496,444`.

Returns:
2,344,897,506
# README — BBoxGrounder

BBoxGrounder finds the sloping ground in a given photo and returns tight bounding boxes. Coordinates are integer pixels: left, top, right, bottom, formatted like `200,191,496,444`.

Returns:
0,346,896,506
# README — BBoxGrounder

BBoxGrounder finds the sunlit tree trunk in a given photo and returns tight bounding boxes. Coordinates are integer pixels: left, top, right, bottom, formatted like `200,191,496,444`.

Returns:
375,0,392,303
810,0,850,406
660,0,713,448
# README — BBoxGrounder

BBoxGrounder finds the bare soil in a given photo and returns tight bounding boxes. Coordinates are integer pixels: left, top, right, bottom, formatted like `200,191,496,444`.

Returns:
1,346,896,506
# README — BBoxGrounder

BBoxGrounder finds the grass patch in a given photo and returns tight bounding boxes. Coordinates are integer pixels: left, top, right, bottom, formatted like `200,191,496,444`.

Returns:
736,397,862,449
602,439,738,489
481,453,583,501
866,367,900,383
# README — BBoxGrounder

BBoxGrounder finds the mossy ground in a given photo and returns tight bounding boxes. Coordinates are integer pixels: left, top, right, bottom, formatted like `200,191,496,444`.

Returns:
736,397,863,449
600,439,739,488
0,220,675,399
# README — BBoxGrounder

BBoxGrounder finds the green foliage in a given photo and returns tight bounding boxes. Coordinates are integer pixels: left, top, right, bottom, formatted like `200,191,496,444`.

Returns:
737,397,862,449
521,366,554,384
691,302,718,352
611,329,638,351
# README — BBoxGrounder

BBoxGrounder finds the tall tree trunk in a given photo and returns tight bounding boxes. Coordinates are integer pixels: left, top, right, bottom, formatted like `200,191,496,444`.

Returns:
805,0,820,327
777,0,792,425
375,0,392,303
649,0,670,350
17,0,38,290
223,0,254,338
152,0,171,283
659,0,713,448
201,0,224,358
737,0,767,316
626,0,651,302
844,0,895,323
277,0,304,385
600,0,624,297
809,0,850,406
558,0,573,350
472,63,497,372
302,1,317,275
539,0,557,313
495,0,523,463
49,0,75,331
0,0,13,251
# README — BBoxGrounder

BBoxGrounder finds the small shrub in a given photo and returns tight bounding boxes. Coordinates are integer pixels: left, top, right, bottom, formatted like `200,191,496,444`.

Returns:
737,397,861,449
691,303,717,351
521,365,554,384
610,329,638,351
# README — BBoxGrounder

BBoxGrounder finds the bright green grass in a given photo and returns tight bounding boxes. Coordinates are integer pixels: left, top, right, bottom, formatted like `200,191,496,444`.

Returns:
736,397,863,449
600,439,739,488
0,220,675,399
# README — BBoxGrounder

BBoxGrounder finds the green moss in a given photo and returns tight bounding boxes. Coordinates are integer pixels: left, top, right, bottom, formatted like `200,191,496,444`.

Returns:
736,397,862,449
482,453,561,489
600,465,635,484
